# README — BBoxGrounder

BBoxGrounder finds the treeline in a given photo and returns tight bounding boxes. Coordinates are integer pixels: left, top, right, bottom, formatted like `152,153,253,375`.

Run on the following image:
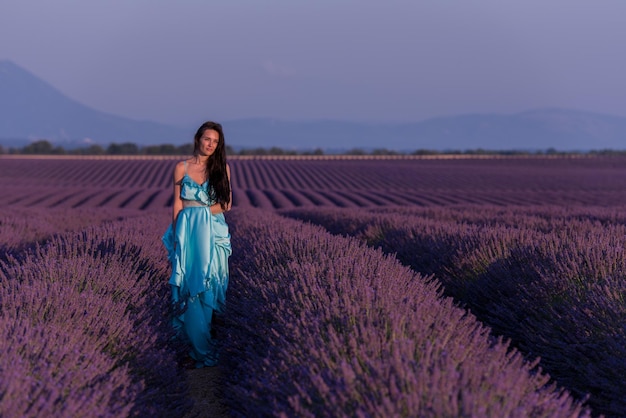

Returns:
2,139,626,156
0,140,196,156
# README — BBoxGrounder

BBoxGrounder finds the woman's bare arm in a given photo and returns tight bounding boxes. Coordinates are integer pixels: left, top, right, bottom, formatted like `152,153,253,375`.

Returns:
172,161,185,231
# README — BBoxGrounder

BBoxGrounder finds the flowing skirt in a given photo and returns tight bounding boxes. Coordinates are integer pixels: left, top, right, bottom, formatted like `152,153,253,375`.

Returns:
162,207,231,367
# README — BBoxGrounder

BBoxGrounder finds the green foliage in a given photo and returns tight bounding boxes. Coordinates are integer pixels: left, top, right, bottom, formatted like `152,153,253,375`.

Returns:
142,144,177,155
21,140,66,155
78,144,106,155
6,139,626,156
107,143,139,155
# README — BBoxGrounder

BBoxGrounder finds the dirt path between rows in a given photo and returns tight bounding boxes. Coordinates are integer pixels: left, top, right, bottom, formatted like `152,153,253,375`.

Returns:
183,367,229,418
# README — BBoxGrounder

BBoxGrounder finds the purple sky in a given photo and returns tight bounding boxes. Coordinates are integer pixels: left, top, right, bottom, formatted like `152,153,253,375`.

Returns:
2,0,625,126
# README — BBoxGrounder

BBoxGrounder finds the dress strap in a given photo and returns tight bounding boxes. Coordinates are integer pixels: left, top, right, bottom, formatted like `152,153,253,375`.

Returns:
183,160,187,175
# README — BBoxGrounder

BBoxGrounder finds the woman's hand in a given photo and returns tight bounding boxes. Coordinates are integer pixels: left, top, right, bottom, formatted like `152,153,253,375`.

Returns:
210,202,231,215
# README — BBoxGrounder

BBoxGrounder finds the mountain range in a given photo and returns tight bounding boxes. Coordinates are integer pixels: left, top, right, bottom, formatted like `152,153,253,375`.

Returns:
2,59,626,151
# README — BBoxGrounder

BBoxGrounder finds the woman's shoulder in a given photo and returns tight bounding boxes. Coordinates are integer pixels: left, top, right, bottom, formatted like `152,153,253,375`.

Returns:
174,158,195,169
173,159,190,179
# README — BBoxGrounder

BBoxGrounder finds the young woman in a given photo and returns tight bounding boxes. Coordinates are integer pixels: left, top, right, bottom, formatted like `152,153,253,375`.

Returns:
162,121,232,367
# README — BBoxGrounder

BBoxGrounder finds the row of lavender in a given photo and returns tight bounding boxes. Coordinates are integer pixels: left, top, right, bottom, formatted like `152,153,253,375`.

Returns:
0,208,192,417
220,207,589,417
0,207,591,417
282,205,626,417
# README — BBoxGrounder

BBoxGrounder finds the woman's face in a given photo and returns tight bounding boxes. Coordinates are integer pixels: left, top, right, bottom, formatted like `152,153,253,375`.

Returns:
197,129,220,156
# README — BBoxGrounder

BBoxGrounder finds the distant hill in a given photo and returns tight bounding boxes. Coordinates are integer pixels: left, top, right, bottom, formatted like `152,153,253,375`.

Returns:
389,109,626,151
2,59,626,151
0,60,190,147
224,109,626,152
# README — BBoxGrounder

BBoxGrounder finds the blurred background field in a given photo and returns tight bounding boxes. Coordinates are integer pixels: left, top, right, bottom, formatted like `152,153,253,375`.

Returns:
2,155,626,417
3,154,626,211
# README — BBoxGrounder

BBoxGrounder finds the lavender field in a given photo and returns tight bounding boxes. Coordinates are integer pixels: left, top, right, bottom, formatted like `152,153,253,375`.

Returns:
2,155,626,417
3,155,626,210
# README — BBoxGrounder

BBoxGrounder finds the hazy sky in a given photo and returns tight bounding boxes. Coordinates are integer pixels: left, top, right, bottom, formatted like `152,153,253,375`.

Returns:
2,0,625,126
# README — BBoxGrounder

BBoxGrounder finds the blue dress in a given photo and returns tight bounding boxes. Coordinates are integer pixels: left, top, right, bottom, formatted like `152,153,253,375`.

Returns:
162,163,231,367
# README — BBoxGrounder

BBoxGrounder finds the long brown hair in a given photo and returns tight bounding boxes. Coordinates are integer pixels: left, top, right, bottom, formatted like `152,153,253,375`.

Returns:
193,121,231,209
